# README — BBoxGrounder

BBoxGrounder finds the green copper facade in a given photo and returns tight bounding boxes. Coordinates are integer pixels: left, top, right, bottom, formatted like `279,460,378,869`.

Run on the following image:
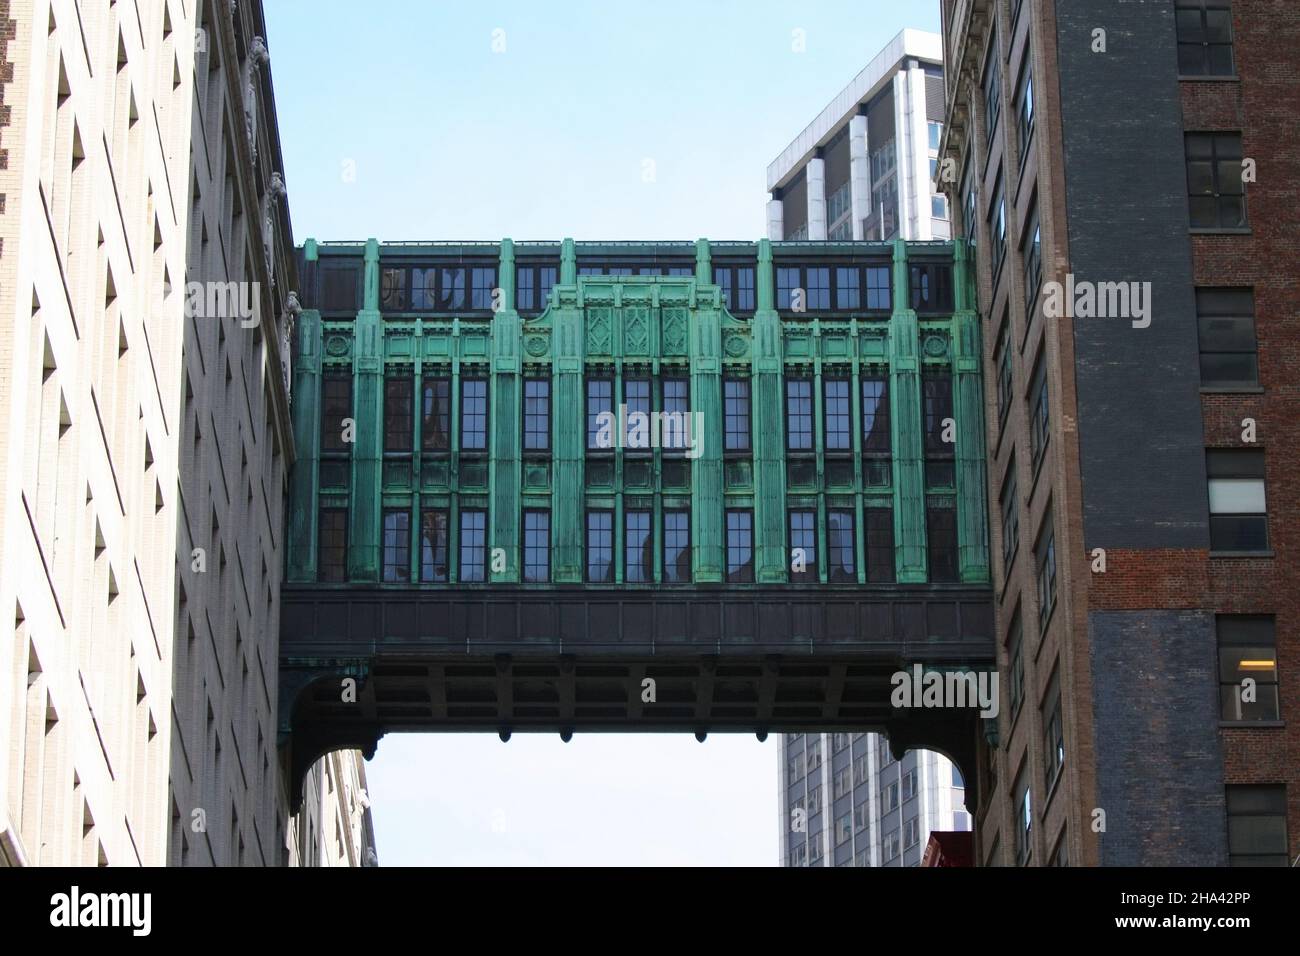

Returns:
286,238,989,589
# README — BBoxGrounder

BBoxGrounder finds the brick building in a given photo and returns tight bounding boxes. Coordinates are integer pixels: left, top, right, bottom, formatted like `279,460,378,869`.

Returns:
938,0,1298,865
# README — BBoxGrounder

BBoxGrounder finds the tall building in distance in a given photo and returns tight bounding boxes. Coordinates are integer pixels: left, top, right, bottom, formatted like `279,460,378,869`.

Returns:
767,29,950,243
0,0,373,867
768,28,970,868
938,0,1298,865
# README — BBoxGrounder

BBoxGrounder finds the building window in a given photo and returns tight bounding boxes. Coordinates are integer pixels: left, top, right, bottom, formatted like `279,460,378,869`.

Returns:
1017,62,1035,152
865,266,891,311
460,379,488,452
383,376,414,452
775,265,831,312
664,510,690,582
1035,509,1057,628
991,181,1007,275
662,377,690,457
883,781,899,812
438,267,466,311
784,379,812,452
1226,785,1289,866
420,509,449,583
827,510,856,583
586,510,613,583
724,378,751,453
1028,352,1050,472
318,508,348,582
714,265,756,312
321,374,353,452
909,263,954,313
523,510,550,583
1207,449,1268,551
1217,616,1279,722
625,510,652,583
904,816,920,849
927,498,959,583
923,368,955,487
459,509,486,582
1197,288,1258,388
1048,830,1068,867
1000,462,1019,577
862,374,891,486
866,506,895,583
836,814,852,846
1008,613,1024,720
523,378,550,452
1176,0,1235,76
789,510,816,583
422,377,451,451
996,320,1013,429
824,379,851,451
726,510,754,583
928,120,942,150
1014,771,1032,866
624,378,651,452
586,378,613,450
470,267,498,311
1023,216,1042,308
381,509,410,582
516,264,557,313
380,268,408,311
1186,132,1246,229
983,40,1002,140
835,267,860,310
1042,668,1064,790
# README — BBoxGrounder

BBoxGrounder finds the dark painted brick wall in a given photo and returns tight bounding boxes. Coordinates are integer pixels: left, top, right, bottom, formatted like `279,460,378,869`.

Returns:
1055,0,1208,550
1089,610,1226,866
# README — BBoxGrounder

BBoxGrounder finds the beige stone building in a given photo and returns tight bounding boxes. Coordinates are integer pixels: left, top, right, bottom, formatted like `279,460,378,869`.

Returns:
0,0,374,866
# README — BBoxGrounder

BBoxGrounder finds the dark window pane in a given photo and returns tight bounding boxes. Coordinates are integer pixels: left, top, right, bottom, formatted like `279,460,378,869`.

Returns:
382,509,410,582
384,377,414,452
321,375,353,453
725,379,751,452
836,267,860,310
789,510,816,583
586,511,613,583
824,379,851,451
422,378,451,451
786,379,813,452
927,500,959,583
459,510,486,582
866,507,895,583
726,510,754,583
828,510,856,582
664,510,691,583
460,379,488,451
439,268,466,311
587,378,613,450
524,379,550,452
318,508,348,582
380,268,407,311
625,511,652,583
524,511,550,582
420,510,449,582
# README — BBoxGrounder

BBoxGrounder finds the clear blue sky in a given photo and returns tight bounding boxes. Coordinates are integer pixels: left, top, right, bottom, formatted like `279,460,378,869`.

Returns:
264,0,941,866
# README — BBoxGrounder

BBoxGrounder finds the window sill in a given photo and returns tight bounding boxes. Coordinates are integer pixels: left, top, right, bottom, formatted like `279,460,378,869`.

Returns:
1209,550,1274,559
1219,720,1284,729
1178,74,1239,82
1189,227,1252,236
1200,386,1264,395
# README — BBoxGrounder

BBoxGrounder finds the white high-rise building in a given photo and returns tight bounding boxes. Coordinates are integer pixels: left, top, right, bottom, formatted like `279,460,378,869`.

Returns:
767,29,951,243
767,29,968,868
0,0,373,867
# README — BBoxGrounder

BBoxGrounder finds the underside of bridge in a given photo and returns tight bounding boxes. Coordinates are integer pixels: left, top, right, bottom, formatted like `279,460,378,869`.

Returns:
279,585,994,811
